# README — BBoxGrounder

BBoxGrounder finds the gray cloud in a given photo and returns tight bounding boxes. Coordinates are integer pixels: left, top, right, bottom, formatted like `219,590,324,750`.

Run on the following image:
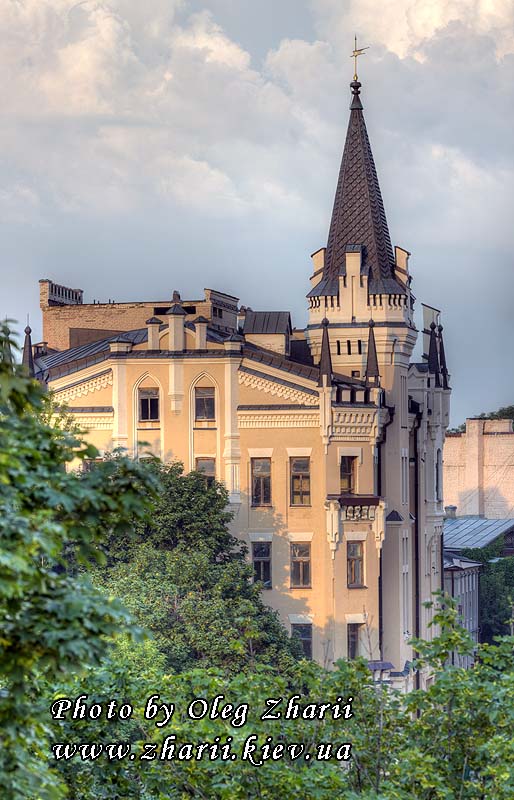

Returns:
1,0,512,423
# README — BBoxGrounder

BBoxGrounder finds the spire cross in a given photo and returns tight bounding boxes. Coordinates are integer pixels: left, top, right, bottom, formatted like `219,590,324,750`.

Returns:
351,35,369,80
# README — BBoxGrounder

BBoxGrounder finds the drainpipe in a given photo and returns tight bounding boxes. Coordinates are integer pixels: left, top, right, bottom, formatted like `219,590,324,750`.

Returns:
377,403,395,659
413,410,422,689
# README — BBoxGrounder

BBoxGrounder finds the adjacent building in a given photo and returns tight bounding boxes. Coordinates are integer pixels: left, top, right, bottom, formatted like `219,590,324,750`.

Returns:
26,75,451,688
444,418,514,519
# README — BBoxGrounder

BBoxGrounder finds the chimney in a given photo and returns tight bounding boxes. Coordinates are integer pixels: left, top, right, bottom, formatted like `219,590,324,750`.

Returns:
146,317,162,350
194,316,208,350
166,303,186,351
444,505,457,519
109,336,132,354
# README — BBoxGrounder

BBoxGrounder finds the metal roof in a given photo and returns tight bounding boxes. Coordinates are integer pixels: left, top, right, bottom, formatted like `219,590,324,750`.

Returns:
243,311,292,336
443,516,514,550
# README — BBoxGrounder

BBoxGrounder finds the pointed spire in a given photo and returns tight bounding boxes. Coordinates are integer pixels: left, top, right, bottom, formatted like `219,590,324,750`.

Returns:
428,322,441,387
365,319,380,385
438,324,449,390
318,318,333,387
323,79,401,293
22,324,34,377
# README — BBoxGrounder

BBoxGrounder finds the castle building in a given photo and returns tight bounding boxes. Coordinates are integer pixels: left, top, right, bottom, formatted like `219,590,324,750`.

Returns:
29,75,451,688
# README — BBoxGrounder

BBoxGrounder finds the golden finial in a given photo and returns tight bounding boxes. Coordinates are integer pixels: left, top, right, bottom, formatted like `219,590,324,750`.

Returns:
351,35,369,81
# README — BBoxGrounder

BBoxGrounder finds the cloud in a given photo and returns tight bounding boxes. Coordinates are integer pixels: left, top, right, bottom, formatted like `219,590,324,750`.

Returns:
0,0,512,422
313,0,514,59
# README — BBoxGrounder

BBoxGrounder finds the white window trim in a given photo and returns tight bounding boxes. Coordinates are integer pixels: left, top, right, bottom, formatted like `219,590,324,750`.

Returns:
248,531,274,542
288,614,313,624
286,447,312,457
345,613,367,624
338,446,363,465
345,530,368,542
287,531,314,542
248,448,273,458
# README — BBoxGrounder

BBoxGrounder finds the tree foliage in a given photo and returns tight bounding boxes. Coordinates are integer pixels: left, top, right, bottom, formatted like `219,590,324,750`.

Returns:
91,460,302,673
0,323,158,799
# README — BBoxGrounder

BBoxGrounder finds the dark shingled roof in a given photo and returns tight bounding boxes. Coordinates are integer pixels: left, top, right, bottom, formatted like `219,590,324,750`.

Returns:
322,80,404,295
22,325,35,377
243,311,292,336
386,510,404,522
318,318,333,387
365,319,380,384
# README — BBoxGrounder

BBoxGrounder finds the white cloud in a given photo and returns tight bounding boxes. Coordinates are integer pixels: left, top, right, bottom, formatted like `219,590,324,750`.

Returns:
313,0,514,59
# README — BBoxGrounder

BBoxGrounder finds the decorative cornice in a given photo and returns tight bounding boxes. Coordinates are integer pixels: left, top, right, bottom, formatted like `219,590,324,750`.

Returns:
238,411,319,429
331,408,378,441
238,368,318,405
54,370,113,403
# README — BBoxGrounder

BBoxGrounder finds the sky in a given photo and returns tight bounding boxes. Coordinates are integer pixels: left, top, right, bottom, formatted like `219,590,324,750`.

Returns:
1,0,513,425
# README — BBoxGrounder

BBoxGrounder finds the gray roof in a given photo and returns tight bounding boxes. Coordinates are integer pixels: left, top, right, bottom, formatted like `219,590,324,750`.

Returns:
322,80,405,295
243,311,292,336
443,553,482,571
444,516,514,550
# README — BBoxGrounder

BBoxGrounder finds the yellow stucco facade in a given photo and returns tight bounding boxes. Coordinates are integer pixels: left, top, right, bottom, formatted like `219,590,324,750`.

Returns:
31,78,451,688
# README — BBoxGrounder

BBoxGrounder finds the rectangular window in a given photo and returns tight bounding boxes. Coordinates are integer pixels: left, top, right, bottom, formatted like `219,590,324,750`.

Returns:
82,459,102,473
347,541,364,588
347,623,361,659
290,543,311,588
336,340,341,355
291,623,312,659
340,456,357,494
195,387,215,420
251,458,271,506
290,457,311,506
357,340,362,355
252,542,272,588
196,457,216,487
346,340,352,355
139,388,159,421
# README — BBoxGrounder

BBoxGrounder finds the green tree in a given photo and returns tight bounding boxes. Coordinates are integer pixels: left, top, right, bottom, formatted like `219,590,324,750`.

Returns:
0,323,157,800
91,460,301,673
463,536,514,643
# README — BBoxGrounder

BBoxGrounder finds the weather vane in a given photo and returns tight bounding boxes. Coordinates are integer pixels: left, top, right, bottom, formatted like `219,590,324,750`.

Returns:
351,35,369,80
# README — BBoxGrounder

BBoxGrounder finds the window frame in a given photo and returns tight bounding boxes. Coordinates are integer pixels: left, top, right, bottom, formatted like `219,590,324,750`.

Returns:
291,623,312,659
251,457,272,507
340,455,357,494
290,542,311,588
195,457,216,488
290,457,311,506
347,541,365,588
138,388,160,422
252,542,272,589
194,386,216,421
347,623,361,659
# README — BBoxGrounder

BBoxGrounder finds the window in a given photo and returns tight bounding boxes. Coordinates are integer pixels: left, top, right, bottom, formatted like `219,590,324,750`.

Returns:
340,456,357,494
251,458,271,506
347,623,361,659
436,448,442,502
252,542,272,588
213,307,223,319
82,459,102,473
347,542,364,588
357,340,362,355
351,370,360,378
291,623,312,659
195,387,215,420
139,388,159,421
290,457,311,506
336,340,341,355
346,340,352,355
196,458,216,488
290,543,311,588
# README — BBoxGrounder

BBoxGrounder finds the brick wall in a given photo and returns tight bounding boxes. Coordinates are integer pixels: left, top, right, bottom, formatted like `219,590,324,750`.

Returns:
444,419,514,518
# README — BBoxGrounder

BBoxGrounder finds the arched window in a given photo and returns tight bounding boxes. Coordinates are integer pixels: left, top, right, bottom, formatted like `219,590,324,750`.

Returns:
436,448,442,502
